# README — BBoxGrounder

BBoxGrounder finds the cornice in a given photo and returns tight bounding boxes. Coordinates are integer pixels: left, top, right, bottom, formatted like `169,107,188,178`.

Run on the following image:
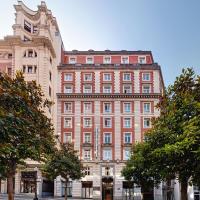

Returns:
0,36,56,58
57,63,161,71
57,93,162,99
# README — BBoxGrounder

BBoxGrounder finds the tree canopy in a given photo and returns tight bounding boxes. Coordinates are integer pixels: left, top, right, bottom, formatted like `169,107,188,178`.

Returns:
0,72,56,200
122,68,200,200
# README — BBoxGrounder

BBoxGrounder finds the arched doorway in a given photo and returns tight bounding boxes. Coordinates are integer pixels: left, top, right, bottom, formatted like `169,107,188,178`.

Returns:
102,177,113,200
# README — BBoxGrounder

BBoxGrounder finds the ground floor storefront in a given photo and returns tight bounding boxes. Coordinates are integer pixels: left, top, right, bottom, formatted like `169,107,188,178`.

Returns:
0,162,199,200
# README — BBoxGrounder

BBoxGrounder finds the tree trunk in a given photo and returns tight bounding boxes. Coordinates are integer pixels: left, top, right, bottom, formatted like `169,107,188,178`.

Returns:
7,174,14,200
64,180,68,200
180,180,188,200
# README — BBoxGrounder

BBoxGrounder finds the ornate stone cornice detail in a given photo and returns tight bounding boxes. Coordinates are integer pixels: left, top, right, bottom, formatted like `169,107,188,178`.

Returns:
0,36,56,58
57,93,162,99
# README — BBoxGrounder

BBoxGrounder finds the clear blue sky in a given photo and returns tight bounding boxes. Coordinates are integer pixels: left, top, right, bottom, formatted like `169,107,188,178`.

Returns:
0,0,199,86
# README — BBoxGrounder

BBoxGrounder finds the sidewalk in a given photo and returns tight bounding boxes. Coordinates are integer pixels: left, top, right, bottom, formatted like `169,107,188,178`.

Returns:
0,194,90,200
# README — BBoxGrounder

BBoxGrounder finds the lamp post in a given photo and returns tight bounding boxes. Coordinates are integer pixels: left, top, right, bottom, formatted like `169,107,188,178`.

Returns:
33,167,38,200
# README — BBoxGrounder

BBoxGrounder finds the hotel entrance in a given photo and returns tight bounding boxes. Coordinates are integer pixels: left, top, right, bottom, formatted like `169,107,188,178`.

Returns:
102,177,113,200
20,171,37,193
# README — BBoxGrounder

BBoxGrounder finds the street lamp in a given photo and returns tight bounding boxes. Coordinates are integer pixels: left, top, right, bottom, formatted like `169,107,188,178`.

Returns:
33,167,38,200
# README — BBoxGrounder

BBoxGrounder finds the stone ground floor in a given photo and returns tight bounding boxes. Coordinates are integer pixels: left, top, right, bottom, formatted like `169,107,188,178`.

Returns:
0,161,199,200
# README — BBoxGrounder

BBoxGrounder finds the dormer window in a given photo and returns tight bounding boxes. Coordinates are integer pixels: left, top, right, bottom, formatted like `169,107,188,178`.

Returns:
138,56,146,64
24,20,31,33
69,57,76,64
86,57,94,64
104,56,111,64
121,56,129,64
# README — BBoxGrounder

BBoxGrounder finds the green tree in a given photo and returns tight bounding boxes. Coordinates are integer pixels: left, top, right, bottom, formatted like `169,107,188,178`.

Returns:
122,142,161,200
0,72,56,200
42,143,84,200
123,68,200,200
146,68,200,200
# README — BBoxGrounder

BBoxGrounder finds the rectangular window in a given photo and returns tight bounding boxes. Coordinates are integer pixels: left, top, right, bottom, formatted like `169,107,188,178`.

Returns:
28,50,33,57
84,150,91,160
144,103,150,113
84,73,92,81
64,133,72,143
124,133,131,144
104,118,112,128
104,56,111,64
64,73,72,81
121,56,129,64
124,118,131,128
27,66,33,73
49,86,51,97
84,84,92,93
103,85,112,93
124,149,131,160
144,118,151,128
104,103,111,113
69,57,76,64
64,85,73,93
103,149,112,160
84,102,92,113
124,103,131,113
123,85,132,94
123,73,131,81
104,133,111,144
34,66,37,73
84,133,91,143
49,71,52,81
138,56,146,64
23,66,26,73
64,118,72,128
84,167,90,176
103,73,112,81
24,20,31,33
142,73,150,81
142,85,151,94
64,102,72,113
86,57,94,64
84,118,92,128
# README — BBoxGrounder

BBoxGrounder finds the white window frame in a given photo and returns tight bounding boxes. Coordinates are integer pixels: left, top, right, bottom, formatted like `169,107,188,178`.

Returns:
84,149,91,160
64,102,72,113
84,117,92,128
124,132,132,144
64,117,72,128
123,84,132,94
142,84,151,94
63,132,72,143
69,56,76,64
86,56,94,64
142,73,150,81
104,133,112,144
123,118,131,128
143,102,151,113
103,149,112,160
124,149,131,160
144,118,151,128
138,56,146,64
103,73,112,81
123,73,131,81
121,56,129,64
84,73,92,81
104,102,112,113
83,84,92,93
84,102,92,113
64,85,73,93
103,85,112,93
103,56,111,64
64,73,73,81
104,117,112,128
84,133,91,143
124,102,131,113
